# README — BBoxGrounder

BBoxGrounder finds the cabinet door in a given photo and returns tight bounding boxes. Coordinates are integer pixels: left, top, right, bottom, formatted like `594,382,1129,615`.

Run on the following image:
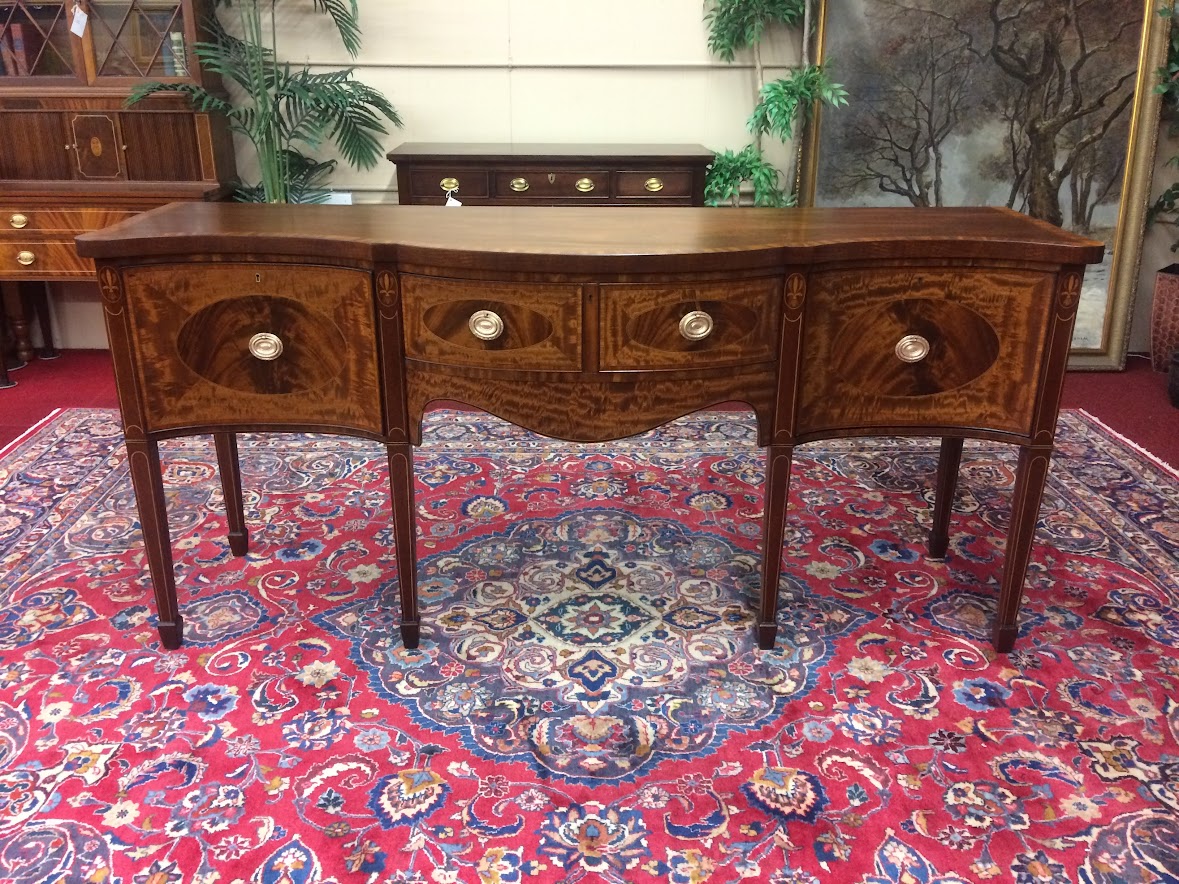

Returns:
0,112,70,178
121,111,200,180
69,112,126,179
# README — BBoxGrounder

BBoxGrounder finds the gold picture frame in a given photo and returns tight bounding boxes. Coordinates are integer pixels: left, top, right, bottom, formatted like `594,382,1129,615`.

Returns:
802,0,1169,369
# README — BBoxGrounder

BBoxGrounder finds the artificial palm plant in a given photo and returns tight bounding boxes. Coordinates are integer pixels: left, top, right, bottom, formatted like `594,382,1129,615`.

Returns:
129,0,401,203
704,0,846,206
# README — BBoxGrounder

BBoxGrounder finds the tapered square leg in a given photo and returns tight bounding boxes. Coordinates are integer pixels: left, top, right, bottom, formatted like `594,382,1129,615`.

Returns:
125,438,184,648
992,444,1053,654
758,444,795,651
929,437,963,559
214,432,248,556
387,442,420,648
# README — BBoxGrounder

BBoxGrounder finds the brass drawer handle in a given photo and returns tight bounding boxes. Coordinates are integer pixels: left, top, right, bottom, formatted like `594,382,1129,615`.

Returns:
895,334,930,363
575,178,595,193
10,213,28,229
439,177,459,193
16,250,35,266
679,310,713,341
469,309,504,342
509,177,530,193
248,332,284,361
644,177,664,193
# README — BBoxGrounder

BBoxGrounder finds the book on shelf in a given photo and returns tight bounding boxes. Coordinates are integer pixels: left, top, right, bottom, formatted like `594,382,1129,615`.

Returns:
7,22,31,76
0,30,16,77
168,31,187,76
161,34,176,75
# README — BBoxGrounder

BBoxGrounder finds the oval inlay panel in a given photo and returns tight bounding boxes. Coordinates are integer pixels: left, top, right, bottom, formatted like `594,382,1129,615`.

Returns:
176,295,347,395
422,300,554,351
90,136,103,157
833,298,1000,397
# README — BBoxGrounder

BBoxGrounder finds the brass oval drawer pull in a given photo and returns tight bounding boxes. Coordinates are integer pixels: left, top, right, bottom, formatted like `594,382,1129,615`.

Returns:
644,177,664,193
895,334,930,363
16,250,35,266
575,177,595,193
509,177,530,193
469,309,505,342
10,213,28,229
439,176,459,192
679,310,713,341
248,332,284,361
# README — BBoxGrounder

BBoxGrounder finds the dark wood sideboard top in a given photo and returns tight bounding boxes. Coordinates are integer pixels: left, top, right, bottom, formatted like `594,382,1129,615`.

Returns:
77,203,1105,270
387,142,716,162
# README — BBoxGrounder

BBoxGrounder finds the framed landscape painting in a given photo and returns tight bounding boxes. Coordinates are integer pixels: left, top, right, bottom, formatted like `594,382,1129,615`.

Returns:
807,0,1169,368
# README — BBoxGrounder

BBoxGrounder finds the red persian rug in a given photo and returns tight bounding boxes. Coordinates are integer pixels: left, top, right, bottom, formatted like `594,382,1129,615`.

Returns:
0,408,1177,883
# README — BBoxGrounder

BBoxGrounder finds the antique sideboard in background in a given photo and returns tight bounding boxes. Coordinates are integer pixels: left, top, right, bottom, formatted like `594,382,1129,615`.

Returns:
76,204,1104,654
388,143,714,207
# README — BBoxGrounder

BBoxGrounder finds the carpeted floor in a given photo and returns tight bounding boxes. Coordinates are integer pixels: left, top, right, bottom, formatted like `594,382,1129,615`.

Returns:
1,408,1177,882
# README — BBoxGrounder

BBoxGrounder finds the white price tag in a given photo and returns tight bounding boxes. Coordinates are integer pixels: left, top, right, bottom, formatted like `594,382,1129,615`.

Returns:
70,5,88,37
445,193,462,207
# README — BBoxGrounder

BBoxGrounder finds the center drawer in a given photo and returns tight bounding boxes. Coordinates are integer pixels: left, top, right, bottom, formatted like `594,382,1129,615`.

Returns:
401,275,583,371
598,277,782,370
492,169,611,201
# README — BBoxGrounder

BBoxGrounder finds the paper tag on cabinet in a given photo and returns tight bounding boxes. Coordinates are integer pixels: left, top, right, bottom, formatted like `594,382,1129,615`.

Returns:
71,5,89,37
445,193,462,207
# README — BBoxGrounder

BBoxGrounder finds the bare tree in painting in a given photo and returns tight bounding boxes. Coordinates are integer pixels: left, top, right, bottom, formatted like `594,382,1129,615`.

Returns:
823,0,1140,228
833,13,977,206
973,68,1032,211
1066,114,1130,233
980,1,1138,226
891,0,1139,226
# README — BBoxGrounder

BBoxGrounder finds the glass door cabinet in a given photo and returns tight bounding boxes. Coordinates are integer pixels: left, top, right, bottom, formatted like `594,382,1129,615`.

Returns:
0,0,234,382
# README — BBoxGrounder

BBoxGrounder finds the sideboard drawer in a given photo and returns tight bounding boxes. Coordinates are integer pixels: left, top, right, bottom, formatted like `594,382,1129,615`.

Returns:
599,278,782,371
614,171,695,200
1,207,137,232
405,169,490,202
493,170,611,201
4,239,92,276
401,274,583,371
121,263,381,434
797,267,1054,436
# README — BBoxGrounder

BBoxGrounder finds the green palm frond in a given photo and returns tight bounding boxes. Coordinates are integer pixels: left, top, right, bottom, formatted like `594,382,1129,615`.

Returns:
126,81,234,117
309,0,362,57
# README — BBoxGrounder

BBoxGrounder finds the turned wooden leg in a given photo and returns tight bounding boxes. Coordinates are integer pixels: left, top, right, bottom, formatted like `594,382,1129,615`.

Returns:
929,436,964,559
26,283,59,360
758,444,795,650
1,282,33,365
387,442,420,648
0,304,14,389
125,437,184,648
993,444,1053,653
215,432,248,556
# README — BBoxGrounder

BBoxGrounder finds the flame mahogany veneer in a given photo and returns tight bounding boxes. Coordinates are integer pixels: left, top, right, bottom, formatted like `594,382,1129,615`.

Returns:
76,203,1105,653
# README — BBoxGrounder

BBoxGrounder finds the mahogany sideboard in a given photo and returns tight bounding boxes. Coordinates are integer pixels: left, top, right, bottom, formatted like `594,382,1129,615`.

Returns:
75,203,1104,653
387,143,714,206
